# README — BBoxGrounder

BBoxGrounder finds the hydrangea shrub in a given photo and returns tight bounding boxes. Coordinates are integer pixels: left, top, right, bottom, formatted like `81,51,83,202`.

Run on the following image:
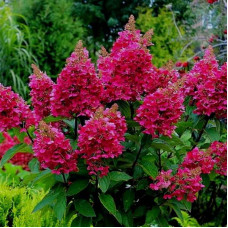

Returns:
0,15,227,227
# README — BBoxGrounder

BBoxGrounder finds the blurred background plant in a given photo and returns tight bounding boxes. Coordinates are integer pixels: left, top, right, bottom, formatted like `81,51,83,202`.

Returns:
0,1,35,98
1,0,226,97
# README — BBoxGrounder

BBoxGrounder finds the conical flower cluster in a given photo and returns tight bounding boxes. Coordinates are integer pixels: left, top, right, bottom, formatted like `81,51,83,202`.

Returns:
51,41,103,118
33,121,78,174
98,15,157,102
29,64,54,120
76,104,127,177
0,84,34,131
185,46,227,118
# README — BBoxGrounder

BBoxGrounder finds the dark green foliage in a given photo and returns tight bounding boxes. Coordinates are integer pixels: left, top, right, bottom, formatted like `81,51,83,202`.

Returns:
12,0,85,77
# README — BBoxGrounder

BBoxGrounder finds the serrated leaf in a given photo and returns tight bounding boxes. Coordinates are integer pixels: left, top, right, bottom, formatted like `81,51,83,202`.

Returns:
123,190,135,212
75,199,96,217
98,174,110,193
139,160,158,178
0,143,33,167
67,179,89,196
109,171,132,182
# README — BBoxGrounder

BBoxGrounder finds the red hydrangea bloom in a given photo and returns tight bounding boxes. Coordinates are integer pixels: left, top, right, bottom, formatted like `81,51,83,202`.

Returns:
151,167,204,202
51,41,103,118
0,132,33,170
29,64,54,121
164,167,204,202
175,61,182,67
209,141,227,176
181,147,215,174
135,83,184,138
185,46,227,118
33,121,78,174
76,104,127,177
0,84,34,131
193,56,200,61
150,170,172,190
98,15,157,102
156,65,179,89
207,0,218,3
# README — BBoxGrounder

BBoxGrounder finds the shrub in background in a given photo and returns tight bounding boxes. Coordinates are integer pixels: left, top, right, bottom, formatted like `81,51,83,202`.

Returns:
0,1,35,98
12,0,85,77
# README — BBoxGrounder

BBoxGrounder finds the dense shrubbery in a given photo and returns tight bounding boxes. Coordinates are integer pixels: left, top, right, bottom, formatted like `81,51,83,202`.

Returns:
0,14,227,227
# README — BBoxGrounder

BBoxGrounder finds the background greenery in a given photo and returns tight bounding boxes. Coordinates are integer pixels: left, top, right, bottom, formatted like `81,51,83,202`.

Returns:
0,0,226,98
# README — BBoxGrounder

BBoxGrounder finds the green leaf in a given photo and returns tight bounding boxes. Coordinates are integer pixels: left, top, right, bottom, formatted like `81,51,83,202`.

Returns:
123,190,135,212
125,133,140,144
44,115,64,123
126,120,140,127
109,171,132,182
145,206,160,225
98,174,110,193
116,100,131,119
139,159,158,178
205,127,220,142
99,194,116,217
63,119,75,129
75,199,96,217
67,179,89,196
53,192,66,220
141,134,152,149
33,190,59,212
71,216,92,227
28,158,40,173
0,143,33,167
151,139,175,153
122,211,133,227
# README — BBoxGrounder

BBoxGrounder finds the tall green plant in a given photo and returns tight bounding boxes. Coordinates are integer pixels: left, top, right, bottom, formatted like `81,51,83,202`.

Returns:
0,1,35,98
136,7,193,67
12,0,85,77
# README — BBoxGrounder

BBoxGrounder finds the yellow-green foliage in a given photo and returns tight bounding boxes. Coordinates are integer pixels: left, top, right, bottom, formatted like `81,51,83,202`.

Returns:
0,183,73,227
172,211,200,227
136,8,193,67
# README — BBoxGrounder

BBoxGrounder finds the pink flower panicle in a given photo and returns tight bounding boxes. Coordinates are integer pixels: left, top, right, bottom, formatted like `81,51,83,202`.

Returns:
150,167,204,202
0,132,33,170
135,81,184,138
185,46,227,118
156,62,179,89
181,147,215,174
150,170,173,190
51,41,103,118
0,84,34,131
209,141,227,176
163,167,204,202
33,121,78,174
76,104,127,177
29,64,54,121
98,15,157,102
